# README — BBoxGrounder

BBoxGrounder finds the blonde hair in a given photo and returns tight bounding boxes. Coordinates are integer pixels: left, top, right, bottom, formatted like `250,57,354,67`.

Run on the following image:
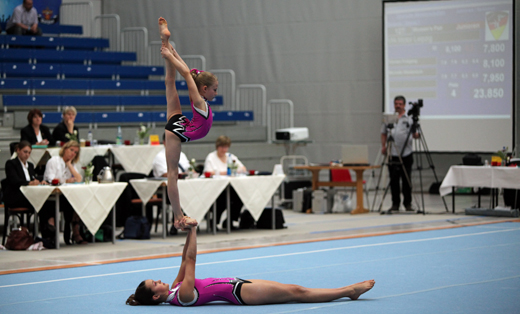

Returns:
190,69,218,92
59,140,80,164
215,135,231,148
62,106,77,116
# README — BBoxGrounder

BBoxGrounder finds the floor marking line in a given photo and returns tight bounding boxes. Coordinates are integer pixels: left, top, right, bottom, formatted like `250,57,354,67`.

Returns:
1,227,518,289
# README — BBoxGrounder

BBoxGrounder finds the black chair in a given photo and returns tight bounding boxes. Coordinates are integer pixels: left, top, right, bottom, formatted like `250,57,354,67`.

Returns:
116,172,163,231
1,179,35,245
9,142,19,156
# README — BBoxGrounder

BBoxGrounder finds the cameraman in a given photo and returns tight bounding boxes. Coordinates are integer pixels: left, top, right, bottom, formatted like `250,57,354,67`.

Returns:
380,95,419,212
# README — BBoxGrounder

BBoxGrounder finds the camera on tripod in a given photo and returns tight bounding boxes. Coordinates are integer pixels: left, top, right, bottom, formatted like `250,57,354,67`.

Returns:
407,99,423,118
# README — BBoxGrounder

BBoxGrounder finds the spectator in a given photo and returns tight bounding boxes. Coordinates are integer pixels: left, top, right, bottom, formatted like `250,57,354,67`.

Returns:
20,108,54,146
203,135,247,229
52,106,79,144
5,0,42,36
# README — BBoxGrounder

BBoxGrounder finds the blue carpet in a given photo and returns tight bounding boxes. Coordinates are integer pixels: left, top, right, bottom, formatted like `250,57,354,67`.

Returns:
1,222,519,313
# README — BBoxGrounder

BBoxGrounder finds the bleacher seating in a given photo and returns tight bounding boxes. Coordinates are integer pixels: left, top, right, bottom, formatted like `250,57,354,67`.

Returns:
0,23,82,36
0,29,250,125
1,62,164,79
2,35,109,50
2,94,224,109
41,110,254,125
0,49,137,65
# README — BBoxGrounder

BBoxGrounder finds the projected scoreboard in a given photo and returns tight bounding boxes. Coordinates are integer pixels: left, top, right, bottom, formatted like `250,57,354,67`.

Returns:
384,0,512,118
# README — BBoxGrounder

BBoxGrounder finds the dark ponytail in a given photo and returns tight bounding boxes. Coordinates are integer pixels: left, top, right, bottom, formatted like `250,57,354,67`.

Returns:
126,281,162,306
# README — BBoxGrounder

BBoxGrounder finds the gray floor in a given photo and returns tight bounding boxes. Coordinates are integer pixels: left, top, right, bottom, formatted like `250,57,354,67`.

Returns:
0,191,517,274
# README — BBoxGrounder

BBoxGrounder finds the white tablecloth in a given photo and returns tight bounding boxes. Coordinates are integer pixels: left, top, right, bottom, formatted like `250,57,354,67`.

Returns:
110,145,163,175
440,166,520,196
229,175,285,220
129,175,285,224
21,182,127,234
129,177,230,224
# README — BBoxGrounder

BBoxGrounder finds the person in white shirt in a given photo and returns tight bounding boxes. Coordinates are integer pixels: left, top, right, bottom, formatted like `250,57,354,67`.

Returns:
203,135,247,229
6,0,42,36
42,140,87,245
153,135,190,178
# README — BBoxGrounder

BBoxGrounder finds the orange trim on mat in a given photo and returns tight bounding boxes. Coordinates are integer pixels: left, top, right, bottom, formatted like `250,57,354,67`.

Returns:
1,219,519,275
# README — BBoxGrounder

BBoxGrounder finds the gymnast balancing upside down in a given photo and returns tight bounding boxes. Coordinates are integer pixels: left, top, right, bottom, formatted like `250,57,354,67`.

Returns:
159,17,219,229
126,218,376,307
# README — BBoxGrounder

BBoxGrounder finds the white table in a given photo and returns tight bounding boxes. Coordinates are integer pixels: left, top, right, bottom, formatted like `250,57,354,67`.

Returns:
20,182,127,249
110,145,163,174
439,166,520,212
129,174,286,236
129,177,229,237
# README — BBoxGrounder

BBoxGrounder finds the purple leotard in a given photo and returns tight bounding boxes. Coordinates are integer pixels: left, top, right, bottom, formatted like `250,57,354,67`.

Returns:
166,277,250,306
165,99,213,142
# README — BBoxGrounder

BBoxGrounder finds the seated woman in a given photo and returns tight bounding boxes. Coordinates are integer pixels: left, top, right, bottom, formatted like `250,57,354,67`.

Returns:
20,108,54,146
4,141,47,229
41,140,87,245
127,218,375,306
51,106,79,144
203,135,247,229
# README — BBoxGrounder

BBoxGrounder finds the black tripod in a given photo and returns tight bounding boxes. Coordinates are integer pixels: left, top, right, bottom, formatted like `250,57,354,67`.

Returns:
373,114,448,214
372,122,414,214
406,117,448,214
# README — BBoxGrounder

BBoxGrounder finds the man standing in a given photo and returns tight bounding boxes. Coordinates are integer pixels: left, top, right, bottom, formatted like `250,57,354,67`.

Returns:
380,95,419,212
6,0,42,36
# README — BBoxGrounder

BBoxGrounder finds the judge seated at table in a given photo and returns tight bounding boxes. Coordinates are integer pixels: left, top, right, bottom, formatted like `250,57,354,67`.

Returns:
203,135,247,230
52,106,79,144
20,108,55,146
40,140,88,245
4,141,46,227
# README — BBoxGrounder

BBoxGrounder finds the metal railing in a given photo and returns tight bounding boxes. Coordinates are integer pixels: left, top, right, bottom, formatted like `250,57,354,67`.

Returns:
266,99,294,142
59,2,93,37
93,14,120,51
209,69,235,111
236,84,266,126
121,27,148,65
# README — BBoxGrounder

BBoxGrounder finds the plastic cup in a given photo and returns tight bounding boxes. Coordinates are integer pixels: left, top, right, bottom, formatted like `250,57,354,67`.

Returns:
124,140,131,145
249,170,256,176
204,171,212,178
85,140,91,147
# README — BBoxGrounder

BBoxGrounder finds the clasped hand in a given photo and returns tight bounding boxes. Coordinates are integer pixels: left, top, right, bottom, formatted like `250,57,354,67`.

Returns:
174,216,198,231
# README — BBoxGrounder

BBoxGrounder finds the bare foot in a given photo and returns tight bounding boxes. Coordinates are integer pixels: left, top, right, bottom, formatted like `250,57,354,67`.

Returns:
158,17,170,45
347,280,375,300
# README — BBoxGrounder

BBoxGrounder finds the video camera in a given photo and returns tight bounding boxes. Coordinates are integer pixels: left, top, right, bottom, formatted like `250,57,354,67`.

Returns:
407,99,423,118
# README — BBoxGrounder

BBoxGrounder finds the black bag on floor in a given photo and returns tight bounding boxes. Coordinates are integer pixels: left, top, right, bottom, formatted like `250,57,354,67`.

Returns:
256,207,286,229
120,216,150,239
239,210,256,229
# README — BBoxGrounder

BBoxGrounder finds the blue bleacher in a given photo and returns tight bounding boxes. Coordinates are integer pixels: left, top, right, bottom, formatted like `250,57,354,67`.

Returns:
0,23,82,35
2,95,223,108
0,78,185,92
3,35,109,50
0,49,137,65
41,110,254,125
3,62,60,78
2,62,163,79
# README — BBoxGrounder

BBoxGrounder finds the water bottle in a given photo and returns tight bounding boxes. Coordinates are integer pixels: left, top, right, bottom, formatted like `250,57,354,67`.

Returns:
116,126,123,145
227,153,232,176
87,130,93,145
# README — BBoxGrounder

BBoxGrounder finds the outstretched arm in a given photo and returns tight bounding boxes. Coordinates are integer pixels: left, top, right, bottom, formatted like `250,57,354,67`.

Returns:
166,48,206,111
172,224,197,303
